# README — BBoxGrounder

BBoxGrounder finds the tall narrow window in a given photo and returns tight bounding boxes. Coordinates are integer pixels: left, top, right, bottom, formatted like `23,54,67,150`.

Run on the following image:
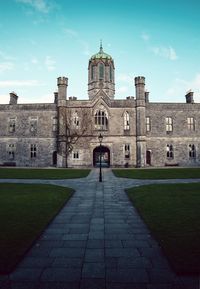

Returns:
9,118,16,133
189,144,196,158
166,117,173,132
30,117,38,133
110,66,112,81
124,112,130,130
146,117,151,132
7,144,15,160
95,110,108,130
124,144,130,159
99,63,104,79
166,144,174,159
187,117,195,131
91,65,95,80
73,112,79,128
30,144,37,158
52,117,57,132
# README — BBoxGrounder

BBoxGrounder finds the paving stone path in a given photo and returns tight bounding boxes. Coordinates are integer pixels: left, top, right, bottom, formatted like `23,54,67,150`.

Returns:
0,168,199,289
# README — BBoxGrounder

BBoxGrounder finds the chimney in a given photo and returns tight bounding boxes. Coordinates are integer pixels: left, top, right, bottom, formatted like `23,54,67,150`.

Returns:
9,92,18,105
185,90,194,103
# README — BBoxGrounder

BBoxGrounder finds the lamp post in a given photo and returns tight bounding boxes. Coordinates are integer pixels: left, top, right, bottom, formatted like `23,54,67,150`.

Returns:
98,133,103,182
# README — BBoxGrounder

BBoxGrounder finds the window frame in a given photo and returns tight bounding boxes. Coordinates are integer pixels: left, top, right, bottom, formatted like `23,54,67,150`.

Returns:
124,144,130,159
166,144,174,159
187,117,195,131
124,111,130,131
73,151,79,159
7,144,15,160
189,144,196,158
30,144,37,158
166,117,173,133
146,117,151,132
9,117,16,133
94,110,108,130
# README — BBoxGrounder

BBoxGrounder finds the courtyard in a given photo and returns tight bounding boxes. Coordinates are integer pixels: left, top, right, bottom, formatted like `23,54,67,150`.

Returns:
0,167,199,289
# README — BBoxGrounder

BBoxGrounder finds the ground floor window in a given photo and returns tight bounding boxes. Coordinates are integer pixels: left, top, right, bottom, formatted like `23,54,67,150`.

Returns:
124,144,130,159
7,144,15,160
167,144,174,159
189,144,196,158
73,151,79,159
30,144,37,158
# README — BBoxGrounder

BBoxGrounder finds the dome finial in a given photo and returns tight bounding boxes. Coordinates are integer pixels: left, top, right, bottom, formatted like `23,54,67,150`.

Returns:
100,39,103,53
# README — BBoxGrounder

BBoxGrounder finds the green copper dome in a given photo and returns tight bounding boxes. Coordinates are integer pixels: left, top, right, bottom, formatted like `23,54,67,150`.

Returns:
90,43,112,60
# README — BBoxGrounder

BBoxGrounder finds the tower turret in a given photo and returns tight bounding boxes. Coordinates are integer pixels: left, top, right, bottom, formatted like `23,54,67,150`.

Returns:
57,76,68,168
57,76,68,106
88,43,115,99
135,76,146,167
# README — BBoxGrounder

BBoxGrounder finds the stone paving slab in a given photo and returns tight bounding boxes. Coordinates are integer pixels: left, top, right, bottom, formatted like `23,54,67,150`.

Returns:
0,168,199,289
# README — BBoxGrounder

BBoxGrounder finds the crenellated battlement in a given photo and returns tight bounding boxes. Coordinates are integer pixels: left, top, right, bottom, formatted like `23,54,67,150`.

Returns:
57,76,68,86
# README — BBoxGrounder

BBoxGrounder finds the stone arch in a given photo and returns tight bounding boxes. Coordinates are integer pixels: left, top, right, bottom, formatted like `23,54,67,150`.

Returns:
93,146,110,167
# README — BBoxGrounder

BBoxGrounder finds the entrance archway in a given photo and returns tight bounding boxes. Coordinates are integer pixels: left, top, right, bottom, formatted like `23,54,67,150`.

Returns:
93,146,110,167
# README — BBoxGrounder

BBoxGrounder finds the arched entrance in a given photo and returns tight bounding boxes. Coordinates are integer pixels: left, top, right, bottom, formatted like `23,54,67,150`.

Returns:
93,146,110,167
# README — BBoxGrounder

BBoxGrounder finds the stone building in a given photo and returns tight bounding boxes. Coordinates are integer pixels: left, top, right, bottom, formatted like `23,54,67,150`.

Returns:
0,44,200,168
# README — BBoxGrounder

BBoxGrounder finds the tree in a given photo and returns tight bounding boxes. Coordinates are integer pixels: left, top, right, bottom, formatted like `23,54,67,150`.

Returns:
57,106,93,167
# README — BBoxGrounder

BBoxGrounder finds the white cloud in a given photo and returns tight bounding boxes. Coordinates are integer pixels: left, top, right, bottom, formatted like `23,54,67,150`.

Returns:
116,73,133,84
141,32,150,42
0,93,53,104
0,94,9,104
31,57,39,64
0,50,16,61
64,28,78,37
165,74,200,101
0,62,14,73
152,45,178,60
45,56,56,71
16,0,55,13
0,80,42,88
118,86,129,93
64,28,91,56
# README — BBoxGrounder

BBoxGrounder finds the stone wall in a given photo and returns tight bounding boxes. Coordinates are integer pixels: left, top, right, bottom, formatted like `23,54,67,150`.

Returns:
0,103,57,167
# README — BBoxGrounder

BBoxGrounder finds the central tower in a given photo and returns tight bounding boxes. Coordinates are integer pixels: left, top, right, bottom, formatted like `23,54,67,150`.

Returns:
88,43,115,99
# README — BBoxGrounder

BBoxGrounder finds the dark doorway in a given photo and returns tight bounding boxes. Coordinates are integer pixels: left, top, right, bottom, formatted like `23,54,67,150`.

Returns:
93,146,110,167
146,150,151,166
52,151,57,166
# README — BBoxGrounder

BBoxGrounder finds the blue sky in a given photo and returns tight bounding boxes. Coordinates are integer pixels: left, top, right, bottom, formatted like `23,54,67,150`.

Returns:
0,0,200,104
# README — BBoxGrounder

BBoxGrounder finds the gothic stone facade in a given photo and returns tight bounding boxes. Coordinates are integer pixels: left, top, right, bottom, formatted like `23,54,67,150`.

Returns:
0,46,200,168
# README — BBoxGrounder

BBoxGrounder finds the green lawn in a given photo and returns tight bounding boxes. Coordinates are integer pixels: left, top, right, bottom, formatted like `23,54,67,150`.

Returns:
0,183,73,274
113,168,200,179
0,168,90,179
127,183,200,274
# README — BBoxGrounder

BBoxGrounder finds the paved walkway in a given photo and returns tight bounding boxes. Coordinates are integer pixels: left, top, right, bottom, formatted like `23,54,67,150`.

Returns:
0,169,199,289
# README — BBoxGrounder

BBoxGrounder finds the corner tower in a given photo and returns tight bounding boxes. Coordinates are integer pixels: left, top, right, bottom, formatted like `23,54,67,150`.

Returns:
135,76,146,167
88,43,115,99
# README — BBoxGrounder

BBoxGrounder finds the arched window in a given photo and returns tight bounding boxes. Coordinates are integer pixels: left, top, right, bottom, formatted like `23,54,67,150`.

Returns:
95,110,108,130
99,63,104,79
124,111,130,130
